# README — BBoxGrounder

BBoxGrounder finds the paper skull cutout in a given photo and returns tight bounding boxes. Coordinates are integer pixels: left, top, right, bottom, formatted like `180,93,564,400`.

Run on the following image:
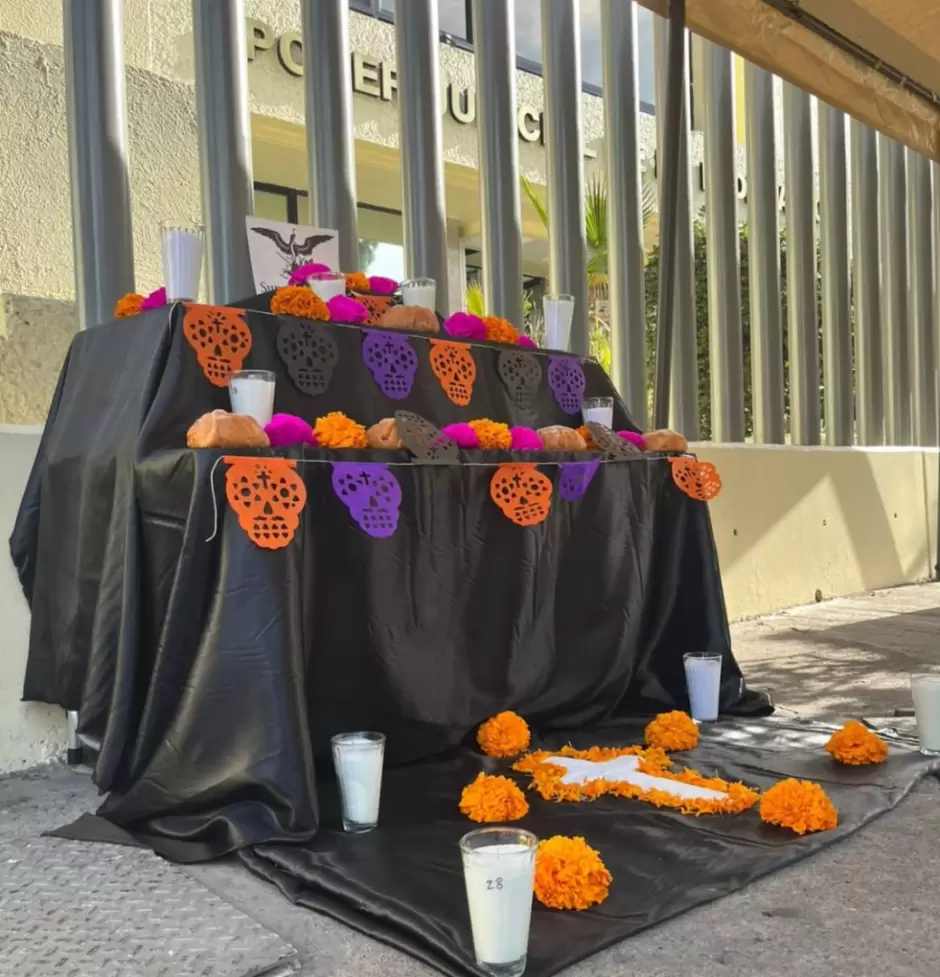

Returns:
394,411,460,463
429,339,477,406
183,304,253,387
351,291,397,326
497,350,543,409
276,319,339,397
330,462,403,538
669,456,722,501
489,463,553,526
362,330,419,399
224,457,307,549
585,422,639,459
558,459,602,502
547,356,587,414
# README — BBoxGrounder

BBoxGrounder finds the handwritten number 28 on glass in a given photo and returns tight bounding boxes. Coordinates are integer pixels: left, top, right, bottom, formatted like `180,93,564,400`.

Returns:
486,877,504,891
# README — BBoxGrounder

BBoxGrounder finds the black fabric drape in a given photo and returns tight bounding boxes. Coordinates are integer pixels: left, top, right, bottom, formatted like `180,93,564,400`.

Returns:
10,303,768,862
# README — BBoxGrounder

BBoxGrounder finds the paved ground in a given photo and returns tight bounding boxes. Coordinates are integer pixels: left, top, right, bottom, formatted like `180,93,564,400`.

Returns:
3,583,940,977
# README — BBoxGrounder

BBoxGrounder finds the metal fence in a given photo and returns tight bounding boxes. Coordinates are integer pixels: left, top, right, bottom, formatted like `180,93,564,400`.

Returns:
65,0,939,446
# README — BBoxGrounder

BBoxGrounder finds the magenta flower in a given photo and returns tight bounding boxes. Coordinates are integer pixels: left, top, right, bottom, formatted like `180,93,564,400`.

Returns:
517,334,537,350
140,286,167,311
368,275,399,295
288,262,331,286
265,414,318,448
327,295,369,324
443,312,487,342
441,422,480,449
617,430,647,449
509,426,543,451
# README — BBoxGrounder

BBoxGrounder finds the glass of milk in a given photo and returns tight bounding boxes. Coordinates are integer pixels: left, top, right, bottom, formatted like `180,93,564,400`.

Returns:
161,222,204,301
400,278,436,309
331,731,386,833
307,271,346,303
683,652,723,722
459,827,538,977
228,370,276,428
910,674,940,755
582,397,614,429
543,294,574,351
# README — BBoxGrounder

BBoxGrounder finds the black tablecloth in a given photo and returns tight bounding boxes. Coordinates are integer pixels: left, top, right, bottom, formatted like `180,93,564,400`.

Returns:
10,302,768,861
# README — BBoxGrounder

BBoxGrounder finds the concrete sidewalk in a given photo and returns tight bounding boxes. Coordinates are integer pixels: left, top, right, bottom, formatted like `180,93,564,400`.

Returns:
3,583,940,977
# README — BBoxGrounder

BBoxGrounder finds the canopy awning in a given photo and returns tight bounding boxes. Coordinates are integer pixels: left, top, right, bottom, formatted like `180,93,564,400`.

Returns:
640,0,940,162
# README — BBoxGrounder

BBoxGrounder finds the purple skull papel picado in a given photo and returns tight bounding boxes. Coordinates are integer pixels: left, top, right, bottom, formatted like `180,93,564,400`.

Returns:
547,356,587,414
330,462,403,538
362,331,419,400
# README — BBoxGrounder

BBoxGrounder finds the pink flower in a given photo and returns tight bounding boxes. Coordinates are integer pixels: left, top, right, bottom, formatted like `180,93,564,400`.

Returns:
510,426,543,451
617,430,647,449
288,262,331,286
443,312,487,342
327,295,369,324
518,334,537,350
140,286,167,311
441,422,480,449
368,275,399,295
265,414,318,448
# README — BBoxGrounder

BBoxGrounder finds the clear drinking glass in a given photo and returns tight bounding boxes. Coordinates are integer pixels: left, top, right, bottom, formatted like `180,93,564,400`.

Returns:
460,827,538,977
910,674,940,755
161,222,204,301
331,731,386,832
683,652,722,722
307,271,346,303
400,277,436,308
228,370,276,427
582,396,614,429
543,294,574,351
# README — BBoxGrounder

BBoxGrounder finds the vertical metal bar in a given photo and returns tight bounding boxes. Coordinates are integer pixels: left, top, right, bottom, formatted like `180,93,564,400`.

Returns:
63,0,135,328
745,62,784,444
699,39,744,442
472,0,523,328
600,0,647,426
908,149,936,446
192,0,254,303
395,0,450,312
541,0,589,355
878,135,910,445
818,104,852,445
66,711,82,765
652,5,698,437
301,0,359,271
851,121,883,446
782,84,820,445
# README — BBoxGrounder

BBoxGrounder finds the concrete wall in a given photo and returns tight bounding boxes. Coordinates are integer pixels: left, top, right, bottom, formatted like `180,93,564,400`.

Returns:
0,428,64,771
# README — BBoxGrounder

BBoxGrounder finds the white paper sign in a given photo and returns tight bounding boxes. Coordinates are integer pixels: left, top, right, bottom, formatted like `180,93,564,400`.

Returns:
245,217,340,293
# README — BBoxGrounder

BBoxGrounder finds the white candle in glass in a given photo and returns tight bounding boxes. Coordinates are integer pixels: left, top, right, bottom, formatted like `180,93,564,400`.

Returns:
911,674,940,755
228,370,276,427
401,278,436,308
307,272,346,303
543,294,574,350
683,652,722,722
162,222,204,301
582,397,614,429
332,732,386,832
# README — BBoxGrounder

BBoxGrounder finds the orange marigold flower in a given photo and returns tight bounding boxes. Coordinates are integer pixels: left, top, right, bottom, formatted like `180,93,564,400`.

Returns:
483,315,521,345
477,711,531,758
271,285,330,321
459,773,529,823
759,779,838,835
468,419,512,450
644,710,699,752
345,271,371,292
313,411,368,449
534,836,612,911
115,293,144,318
825,720,888,766
577,425,597,449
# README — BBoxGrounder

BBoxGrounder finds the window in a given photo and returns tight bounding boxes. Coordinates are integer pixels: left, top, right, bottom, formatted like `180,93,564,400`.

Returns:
351,0,471,44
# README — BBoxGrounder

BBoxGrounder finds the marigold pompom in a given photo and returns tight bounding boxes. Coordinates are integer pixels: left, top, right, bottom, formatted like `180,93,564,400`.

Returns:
534,836,612,911
518,334,537,349
313,411,368,448
369,275,399,295
459,773,530,823
140,286,168,311
644,711,699,752
509,426,543,451
468,419,512,450
115,293,144,318
759,779,838,835
271,285,330,321
477,711,531,758
483,315,521,345
824,721,888,766
444,312,487,342
288,262,331,286
441,422,480,449
345,271,371,292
